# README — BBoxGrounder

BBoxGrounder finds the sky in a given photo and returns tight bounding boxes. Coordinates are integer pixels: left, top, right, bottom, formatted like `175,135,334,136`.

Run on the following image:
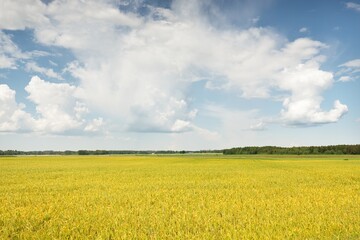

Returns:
0,0,359,151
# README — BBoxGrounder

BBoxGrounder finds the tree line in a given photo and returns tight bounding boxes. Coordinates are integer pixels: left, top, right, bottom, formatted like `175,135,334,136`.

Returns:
222,145,360,155
0,145,359,156
0,149,222,156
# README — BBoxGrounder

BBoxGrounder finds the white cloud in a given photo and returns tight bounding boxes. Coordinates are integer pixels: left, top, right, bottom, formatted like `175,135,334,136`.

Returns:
0,31,29,69
171,0,272,29
34,0,141,51
0,76,105,134
24,76,103,134
25,76,84,133
340,59,360,69
125,94,195,133
0,84,35,132
338,59,360,81
281,98,348,126
0,31,50,69
0,0,348,135
0,55,15,69
346,2,360,12
338,76,352,82
29,50,51,57
25,61,63,80
278,62,348,125
84,118,104,132
43,1,345,129
49,60,58,66
299,27,308,33
199,104,268,147
251,17,260,24
250,121,266,131
0,0,48,30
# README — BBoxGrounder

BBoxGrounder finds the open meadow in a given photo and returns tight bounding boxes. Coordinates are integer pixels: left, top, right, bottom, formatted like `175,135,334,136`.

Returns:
1,154,360,239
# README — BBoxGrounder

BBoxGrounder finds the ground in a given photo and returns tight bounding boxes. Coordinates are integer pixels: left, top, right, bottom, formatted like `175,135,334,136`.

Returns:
1,154,359,239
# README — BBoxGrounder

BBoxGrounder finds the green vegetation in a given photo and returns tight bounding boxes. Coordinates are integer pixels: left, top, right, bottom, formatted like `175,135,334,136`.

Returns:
223,144,360,155
0,149,223,156
1,144,359,156
1,155,360,239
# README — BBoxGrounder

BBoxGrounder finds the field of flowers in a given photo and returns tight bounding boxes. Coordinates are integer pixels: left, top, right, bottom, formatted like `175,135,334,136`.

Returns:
0,154,359,239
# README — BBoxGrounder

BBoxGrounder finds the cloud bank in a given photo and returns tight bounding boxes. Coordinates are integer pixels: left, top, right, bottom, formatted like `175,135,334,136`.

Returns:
0,0,348,135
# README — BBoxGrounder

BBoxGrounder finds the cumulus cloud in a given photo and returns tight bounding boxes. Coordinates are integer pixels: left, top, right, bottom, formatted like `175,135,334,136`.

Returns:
278,59,348,125
25,76,103,134
0,76,105,134
346,2,360,12
281,98,348,126
0,0,349,134
25,76,81,132
45,1,347,129
0,84,35,132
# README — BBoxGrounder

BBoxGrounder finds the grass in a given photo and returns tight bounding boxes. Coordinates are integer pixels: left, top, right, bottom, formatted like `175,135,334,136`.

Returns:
0,155,359,239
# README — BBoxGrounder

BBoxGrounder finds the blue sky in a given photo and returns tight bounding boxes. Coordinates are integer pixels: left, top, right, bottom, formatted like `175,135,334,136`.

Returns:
0,0,359,150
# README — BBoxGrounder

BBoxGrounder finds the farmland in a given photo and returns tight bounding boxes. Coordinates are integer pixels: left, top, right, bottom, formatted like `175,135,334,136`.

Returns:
1,155,360,239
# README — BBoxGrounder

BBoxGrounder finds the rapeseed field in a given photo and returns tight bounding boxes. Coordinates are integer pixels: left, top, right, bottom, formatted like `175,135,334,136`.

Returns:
0,155,359,239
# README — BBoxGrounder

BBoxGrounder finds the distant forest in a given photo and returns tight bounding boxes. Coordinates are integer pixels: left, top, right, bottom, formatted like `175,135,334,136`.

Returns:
0,149,221,156
223,145,360,155
0,145,359,155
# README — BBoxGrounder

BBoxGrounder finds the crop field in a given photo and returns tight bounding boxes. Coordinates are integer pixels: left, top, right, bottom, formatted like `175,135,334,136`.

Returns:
0,155,360,239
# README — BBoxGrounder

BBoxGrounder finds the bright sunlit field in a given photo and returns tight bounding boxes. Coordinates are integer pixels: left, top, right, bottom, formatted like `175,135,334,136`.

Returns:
1,155,359,239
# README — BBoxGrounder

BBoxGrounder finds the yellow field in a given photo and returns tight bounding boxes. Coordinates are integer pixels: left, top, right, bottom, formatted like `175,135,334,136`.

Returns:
0,155,359,239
